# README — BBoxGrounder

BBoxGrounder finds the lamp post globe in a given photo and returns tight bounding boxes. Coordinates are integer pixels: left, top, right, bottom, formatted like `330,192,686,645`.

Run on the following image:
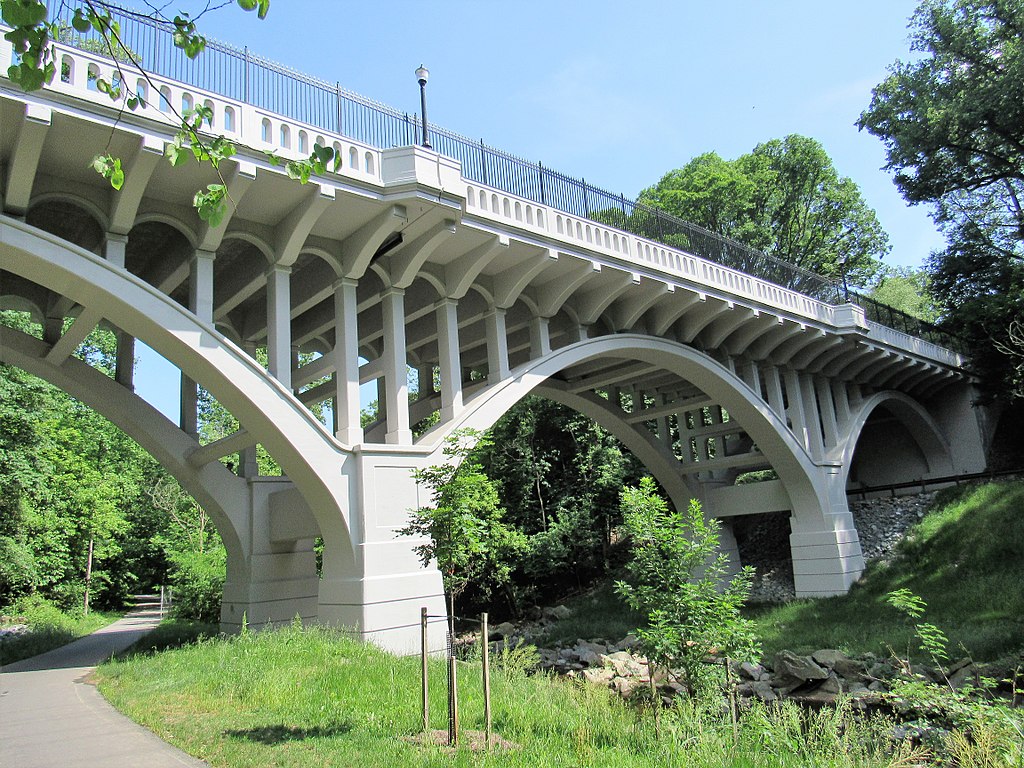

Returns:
415,65,431,149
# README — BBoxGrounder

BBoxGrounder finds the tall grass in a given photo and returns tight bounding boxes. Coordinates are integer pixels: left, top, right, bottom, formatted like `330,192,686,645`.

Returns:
750,481,1024,661
97,623,923,768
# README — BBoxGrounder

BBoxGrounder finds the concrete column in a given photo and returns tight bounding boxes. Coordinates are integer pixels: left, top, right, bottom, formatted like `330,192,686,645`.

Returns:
416,364,433,399
799,373,825,460
103,232,127,267
435,298,463,422
485,306,510,382
789,473,865,597
832,379,852,429
381,287,411,444
716,518,743,581
115,332,135,390
266,265,292,389
180,249,216,437
815,376,840,450
530,315,551,358
332,278,362,445
764,364,786,423
783,368,809,453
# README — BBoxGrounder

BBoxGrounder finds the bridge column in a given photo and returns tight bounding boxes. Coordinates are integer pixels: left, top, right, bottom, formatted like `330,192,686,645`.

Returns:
105,234,137,391
180,249,216,437
221,480,320,631
266,265,293,389
332,278,362,445
799,373,825,460
436,298,463,421
317,450,447,653
788,471,865,597
815,377,840,449
763,364,786,423
485,307,510,382
530,315,552,358
381,287,412,444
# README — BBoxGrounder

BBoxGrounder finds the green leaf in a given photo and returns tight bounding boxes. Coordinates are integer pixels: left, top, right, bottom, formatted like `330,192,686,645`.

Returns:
1,0,48,27
165,142,189,168
71,10,90,33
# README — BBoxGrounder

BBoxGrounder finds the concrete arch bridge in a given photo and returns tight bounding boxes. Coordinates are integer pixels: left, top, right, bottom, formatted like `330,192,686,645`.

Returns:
0,36,989,652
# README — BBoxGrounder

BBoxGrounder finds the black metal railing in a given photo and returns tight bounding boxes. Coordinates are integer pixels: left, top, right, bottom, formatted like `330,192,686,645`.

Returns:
40,1,962,353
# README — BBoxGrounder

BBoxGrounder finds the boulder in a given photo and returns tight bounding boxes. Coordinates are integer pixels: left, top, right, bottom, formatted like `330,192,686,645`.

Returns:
490,621,517,639
739,661,767,681
582,667,615,686
601,651,646,678
773,651,828,689
544,605,572,621
737,680,777,702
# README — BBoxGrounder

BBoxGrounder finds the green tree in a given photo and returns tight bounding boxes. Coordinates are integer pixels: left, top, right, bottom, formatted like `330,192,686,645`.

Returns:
859,0,1024,399
870,266,941,322
401,430,526,620
639,135,889,288
615,478,759,698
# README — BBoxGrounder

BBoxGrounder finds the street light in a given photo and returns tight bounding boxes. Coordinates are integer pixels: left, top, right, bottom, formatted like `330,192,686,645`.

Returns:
415,64,431,149
837,255,850,302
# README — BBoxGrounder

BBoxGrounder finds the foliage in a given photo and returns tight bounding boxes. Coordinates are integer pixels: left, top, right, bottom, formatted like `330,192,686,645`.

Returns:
749,480,1024,662
401,430,526,607
2,0,347,225
615,478,760,697
0,594,117,665
869,266,940,322
479,396,643,607
859,0,1024,400
638,135,889,287
97,622,933,768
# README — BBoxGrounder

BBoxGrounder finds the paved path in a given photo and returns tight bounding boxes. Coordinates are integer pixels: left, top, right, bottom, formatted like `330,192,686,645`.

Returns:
0,597,208,767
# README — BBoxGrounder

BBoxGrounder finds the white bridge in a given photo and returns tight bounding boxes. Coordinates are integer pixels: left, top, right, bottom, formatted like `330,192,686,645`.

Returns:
0,25,989,652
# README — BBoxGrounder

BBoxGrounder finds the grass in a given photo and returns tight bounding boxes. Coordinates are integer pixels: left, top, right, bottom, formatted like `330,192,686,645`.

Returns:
97,622,924,768
0,596,120,666
536,582,643,647
750,481,1024,662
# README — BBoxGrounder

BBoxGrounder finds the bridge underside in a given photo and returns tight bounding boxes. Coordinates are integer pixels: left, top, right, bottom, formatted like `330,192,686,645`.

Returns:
0,80,990,652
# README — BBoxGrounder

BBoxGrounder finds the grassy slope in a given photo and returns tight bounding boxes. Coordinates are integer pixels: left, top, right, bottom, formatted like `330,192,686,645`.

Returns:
97,625,911,768
751,481,1024,662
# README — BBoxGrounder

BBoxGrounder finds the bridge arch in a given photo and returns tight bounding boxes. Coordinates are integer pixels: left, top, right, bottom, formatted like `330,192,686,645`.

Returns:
0,216,356,570
431,334,831,529
840,391,955,488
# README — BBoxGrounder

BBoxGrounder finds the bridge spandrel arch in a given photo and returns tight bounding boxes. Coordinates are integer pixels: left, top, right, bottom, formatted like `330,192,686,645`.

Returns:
426,334,866,597
839,391,956,489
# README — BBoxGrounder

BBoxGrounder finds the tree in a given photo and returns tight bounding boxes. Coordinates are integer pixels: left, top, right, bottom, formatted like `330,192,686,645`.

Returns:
859,0,1024,400
2,0,340,225
870,266,941,322
639,135,889,288
401,430,526,620
615,478,759,698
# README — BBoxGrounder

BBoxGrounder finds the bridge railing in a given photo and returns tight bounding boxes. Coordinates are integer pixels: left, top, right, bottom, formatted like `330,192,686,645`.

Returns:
33,1,963,354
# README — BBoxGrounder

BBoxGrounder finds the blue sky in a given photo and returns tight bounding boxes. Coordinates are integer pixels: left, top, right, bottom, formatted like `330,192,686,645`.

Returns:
134,0,941,419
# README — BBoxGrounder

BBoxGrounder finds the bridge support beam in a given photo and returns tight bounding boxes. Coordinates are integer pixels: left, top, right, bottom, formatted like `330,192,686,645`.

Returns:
788,469,864,597
221,480,321,630
317,450,447,653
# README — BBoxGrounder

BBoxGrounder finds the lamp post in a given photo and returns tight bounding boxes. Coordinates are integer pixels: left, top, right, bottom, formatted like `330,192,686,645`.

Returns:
837,255,850,302
415,65,431,149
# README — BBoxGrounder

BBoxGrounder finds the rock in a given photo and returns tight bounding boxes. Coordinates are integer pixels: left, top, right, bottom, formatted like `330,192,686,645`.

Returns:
949,663,980,690
612,676,642,697
490,621,516,639
601,651,645,678
618,633,639,650
811,649,845,668
773,651,828,687
739,661,766,681
582,667,614,685
737,680,777,702
544,605,572,621
574,640,607,666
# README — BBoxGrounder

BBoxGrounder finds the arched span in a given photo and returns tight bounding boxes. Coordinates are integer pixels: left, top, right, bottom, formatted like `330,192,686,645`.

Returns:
838,391,954,486
0,324,248,571
533,381,699,512
434,334,831,526
0,215,354,560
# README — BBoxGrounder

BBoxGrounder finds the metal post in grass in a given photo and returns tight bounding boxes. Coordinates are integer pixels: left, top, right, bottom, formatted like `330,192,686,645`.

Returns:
447,595,459,745
481,612,491,749
421,607,429,734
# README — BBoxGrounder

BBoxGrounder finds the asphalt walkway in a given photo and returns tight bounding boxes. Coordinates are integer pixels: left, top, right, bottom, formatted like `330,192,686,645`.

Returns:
0,597,208,767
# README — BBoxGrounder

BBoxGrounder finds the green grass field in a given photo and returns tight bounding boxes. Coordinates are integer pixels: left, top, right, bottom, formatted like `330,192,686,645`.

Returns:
0,597,119,666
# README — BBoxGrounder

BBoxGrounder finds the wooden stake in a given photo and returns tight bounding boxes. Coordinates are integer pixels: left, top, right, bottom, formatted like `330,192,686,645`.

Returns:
447,593,458,745
481,612,491,749
421,607,429,734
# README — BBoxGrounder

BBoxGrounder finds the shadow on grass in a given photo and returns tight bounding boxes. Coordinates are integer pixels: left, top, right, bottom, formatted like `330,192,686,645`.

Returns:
224,722,353,744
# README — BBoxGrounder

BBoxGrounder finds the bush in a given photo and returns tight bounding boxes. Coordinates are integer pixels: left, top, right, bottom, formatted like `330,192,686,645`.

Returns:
166,548,225,623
